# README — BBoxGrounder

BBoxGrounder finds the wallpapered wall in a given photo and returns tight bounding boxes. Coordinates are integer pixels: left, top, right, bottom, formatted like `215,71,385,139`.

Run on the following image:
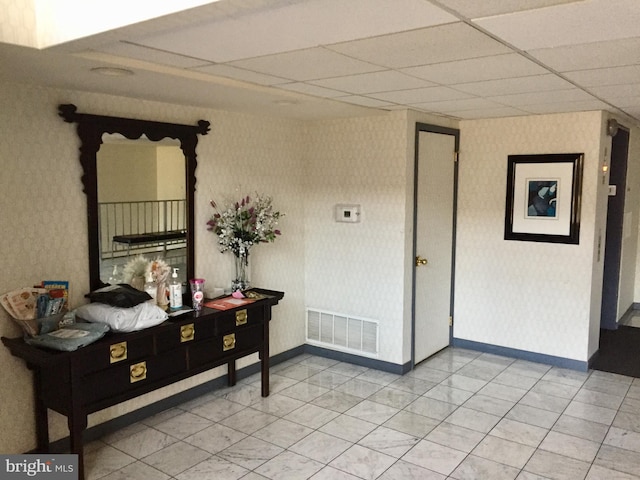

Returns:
0,82,307,453
455,112,608,362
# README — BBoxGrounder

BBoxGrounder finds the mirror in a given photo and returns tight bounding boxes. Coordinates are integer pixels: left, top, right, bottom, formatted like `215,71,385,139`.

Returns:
59,104,210,292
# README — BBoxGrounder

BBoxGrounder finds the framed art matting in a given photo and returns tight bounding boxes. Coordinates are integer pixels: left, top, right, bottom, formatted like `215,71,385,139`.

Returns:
504,153,583,244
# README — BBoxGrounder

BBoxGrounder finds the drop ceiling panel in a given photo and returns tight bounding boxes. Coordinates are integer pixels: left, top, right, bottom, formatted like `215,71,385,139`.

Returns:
328,23,511,69
96,41,208,68
229,47,384,81
434,0,579,19
309,70,435,94
529,38,640,72
369,85,473,104
564,65,640,88
335,95,395,108
588,84,640,102
488,88,597,107
134,0,458,63
192,63,289,86
523,99,612,114
475,0,640,51
452,74,574,97
400,53,549,85
450,106,530,119
411,97,508,113
277,82,345,98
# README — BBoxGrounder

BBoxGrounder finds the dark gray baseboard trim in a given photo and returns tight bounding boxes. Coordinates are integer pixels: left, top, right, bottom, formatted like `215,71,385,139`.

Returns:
303,344,411,374
44,346,306,453
452,337,589,372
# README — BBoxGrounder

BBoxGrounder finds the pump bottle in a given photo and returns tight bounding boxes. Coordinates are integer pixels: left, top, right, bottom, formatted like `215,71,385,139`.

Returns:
169,268,183,310
144,272,157,305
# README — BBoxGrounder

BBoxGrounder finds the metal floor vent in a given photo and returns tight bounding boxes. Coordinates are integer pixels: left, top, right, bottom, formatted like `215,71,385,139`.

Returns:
306,308,379,356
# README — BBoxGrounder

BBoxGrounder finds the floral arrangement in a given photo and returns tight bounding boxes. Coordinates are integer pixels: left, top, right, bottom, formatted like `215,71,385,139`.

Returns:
206,194,283,259
122,256,171,305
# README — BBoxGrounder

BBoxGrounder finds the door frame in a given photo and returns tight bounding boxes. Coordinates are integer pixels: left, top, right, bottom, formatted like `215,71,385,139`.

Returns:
411,122,460,368
601,123,630,330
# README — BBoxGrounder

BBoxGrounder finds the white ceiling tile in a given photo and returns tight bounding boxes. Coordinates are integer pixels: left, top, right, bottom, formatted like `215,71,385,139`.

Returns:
529,37,640,72
277,82,345,98
453,74,574,97
450,106,532,119
334,95,396,108
564,65,640,87
97,41,208,68
228,47,384,81
369,85,473,104
475,0,640,50
588,84,640,102
192,64,289,85
309,70,435,94
400,53,549,84
436,0,578,19
329,23,511,69
523,99,613,114
488,88,597,107
134,0,457,63
613,96,640,108
410,97,507,113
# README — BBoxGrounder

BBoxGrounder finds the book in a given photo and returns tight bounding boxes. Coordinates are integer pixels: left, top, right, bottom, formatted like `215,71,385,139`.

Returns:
204,296,255,311
42,280,69,308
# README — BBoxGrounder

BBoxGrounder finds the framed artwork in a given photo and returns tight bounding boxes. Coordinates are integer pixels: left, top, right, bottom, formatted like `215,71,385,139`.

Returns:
504,153,583,244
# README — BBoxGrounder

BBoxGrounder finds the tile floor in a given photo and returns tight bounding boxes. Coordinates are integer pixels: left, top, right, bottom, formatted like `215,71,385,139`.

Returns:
83,348,640,480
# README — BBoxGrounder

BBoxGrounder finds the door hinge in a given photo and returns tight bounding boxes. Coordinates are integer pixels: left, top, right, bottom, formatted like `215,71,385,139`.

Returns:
454,152,459,163
449,316,453,327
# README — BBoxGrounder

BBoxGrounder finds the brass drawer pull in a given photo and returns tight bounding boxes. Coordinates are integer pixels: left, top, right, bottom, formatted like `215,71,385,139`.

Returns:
180,323,195,342
110,342,127,363
130,361,147,383
235,309,248,326
223,333,236,351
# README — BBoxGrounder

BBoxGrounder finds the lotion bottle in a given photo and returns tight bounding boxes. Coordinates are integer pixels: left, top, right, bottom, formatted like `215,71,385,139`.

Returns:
144,272,157,305
169,268,183,310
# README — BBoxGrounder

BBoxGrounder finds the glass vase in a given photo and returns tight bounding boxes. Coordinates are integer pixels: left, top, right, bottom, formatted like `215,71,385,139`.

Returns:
232,252,250,292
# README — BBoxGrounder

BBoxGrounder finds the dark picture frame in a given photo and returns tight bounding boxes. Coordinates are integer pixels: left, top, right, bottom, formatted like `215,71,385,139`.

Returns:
504,153,583,244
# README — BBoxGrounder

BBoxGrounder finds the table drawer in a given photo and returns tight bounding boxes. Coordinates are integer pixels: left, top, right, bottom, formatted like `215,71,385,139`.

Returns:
156,320,216,353
188,324,263,369
77,335,155,374
82,350,186,404
213,305,264,335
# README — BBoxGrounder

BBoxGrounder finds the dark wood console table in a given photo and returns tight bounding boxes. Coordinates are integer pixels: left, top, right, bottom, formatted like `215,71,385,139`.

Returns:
2,288,283,480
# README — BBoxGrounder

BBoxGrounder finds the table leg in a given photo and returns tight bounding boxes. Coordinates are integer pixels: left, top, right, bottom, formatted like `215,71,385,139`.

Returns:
68,411,87,480
227,361,236,386
32,370,50,452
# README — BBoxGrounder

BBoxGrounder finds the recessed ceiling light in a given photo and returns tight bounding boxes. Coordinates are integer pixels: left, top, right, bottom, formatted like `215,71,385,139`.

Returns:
90,67,134,77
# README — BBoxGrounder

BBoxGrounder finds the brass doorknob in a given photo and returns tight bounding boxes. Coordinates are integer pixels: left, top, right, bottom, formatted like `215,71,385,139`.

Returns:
416,256,428,266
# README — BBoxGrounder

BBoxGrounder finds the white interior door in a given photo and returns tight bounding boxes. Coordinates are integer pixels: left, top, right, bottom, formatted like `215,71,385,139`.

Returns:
414,130,456,364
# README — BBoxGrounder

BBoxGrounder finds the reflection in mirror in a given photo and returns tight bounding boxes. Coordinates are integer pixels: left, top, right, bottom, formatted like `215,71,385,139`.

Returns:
97,135,187,286
58,104,210,292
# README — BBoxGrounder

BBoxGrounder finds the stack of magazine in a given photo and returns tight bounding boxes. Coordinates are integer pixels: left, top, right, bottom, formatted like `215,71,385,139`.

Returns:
0,281,69,336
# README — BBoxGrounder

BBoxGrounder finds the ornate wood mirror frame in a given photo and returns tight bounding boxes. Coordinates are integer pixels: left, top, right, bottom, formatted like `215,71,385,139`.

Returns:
59,104,210,291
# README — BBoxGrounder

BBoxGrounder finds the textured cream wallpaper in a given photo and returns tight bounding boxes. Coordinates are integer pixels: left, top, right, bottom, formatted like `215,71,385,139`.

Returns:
302,112,410,364
0,82,306,453
455,112,606,362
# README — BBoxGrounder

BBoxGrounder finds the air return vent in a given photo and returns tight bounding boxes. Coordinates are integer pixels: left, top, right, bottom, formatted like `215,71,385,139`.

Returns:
306,308,378,356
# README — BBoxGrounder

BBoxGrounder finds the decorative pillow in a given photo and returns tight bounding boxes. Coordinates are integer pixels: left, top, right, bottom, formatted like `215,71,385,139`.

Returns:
75,301,168,332
86,284,151,308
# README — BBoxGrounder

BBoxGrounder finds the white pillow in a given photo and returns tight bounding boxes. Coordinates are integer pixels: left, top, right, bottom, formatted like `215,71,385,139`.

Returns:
75,301,168,332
